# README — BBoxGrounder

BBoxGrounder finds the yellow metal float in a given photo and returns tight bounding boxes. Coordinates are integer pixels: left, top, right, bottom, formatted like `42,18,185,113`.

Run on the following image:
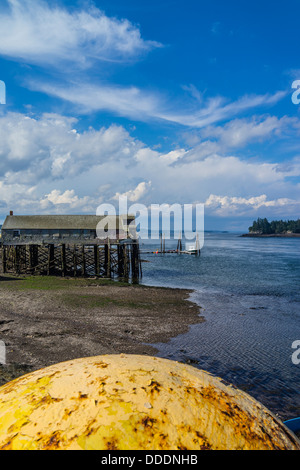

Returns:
0,354,299,450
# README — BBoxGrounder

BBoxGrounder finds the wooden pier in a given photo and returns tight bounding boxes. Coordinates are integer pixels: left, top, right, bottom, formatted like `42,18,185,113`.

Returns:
140,232,201,256
140,249,201,256
1,242,142,281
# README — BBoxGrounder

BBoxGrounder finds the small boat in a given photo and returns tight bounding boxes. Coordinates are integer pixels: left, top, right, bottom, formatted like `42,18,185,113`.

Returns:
187,245,198,255
185,233,201,255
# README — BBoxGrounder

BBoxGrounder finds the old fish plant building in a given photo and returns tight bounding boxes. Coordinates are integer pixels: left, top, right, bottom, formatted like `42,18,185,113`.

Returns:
1,212,141,281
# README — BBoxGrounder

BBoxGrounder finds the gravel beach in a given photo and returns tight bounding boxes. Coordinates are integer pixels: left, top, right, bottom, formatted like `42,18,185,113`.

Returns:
0,274,204,386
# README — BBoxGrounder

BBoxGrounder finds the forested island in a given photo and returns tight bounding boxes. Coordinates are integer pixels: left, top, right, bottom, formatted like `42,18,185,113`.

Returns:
242,218,300,237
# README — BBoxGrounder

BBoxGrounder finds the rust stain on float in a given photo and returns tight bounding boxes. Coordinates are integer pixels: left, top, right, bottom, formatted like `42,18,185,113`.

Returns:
0,354,299,451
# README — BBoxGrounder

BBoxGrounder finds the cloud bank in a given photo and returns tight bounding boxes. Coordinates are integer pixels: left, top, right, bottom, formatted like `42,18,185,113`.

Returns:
0,1,298,229
0,111,299,224
0,0,160,68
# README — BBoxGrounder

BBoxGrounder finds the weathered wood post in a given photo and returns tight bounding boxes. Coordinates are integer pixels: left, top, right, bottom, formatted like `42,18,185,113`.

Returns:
104,240,111,278
2,246,7,274
61,244,66,277
124,245,128,280
138,243,143,279
33,245,39,271
177,231,182,253
82,245,86,277
73,245,77,277
104,243,108,275
94,245,100,276
117,243,124,278
130,243,135,280
107,239,111,278
196,233,201,256
28,245,35,274
15,246,20,274
131,242,140,283
48,244,55,276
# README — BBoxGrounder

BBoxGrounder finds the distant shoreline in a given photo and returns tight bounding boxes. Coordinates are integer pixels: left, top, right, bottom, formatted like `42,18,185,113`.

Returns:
241,233,300,238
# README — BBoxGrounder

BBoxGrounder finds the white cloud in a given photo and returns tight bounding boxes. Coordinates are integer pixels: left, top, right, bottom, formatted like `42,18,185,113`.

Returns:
0,111,141,181
31,78,287,129
181,114,300,164
204,194,300,217
200,115,298,149
0,0,160,68
113,181,152,203
40,189,92,210
0,2,287,129
32,80,165,122
155,91,287,129
42,189,77,206
0,110,299,222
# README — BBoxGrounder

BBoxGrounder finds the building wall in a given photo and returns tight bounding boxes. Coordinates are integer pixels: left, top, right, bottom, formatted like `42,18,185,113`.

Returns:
1,228,126,245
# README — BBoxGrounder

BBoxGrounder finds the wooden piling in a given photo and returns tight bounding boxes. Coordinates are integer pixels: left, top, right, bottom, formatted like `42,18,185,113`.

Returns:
61,244,66,277
2,246,7,274
94,245,100,276
131,243,140,281
117,244,124,278
15,246,20,274
131,244,136,280
2,240,141,281
177,232,182,253
196,233,201,256
124,245,128,279
82,245,86,277
73,245,77,277
107,239,111,278
138,244,143,279
28,245,35,274
48,244,55,276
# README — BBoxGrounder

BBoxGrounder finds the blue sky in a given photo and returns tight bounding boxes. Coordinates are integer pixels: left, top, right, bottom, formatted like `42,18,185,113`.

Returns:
0,0,299,230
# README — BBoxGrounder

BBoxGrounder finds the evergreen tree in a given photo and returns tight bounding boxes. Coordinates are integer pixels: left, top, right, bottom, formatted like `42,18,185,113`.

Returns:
248,218,300,234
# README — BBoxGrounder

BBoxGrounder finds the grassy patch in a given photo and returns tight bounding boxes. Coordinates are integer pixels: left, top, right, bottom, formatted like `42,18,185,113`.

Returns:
0,275,131,291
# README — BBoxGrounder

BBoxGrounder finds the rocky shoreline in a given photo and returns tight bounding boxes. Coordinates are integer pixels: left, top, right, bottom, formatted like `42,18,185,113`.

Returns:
0,275,204,387
241,233,300,238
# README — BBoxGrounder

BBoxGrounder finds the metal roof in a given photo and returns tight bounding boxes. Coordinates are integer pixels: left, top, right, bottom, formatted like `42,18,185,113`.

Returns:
2,215,134,231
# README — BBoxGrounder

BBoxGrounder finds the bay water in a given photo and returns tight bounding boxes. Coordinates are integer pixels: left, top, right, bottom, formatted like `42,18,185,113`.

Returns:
139,232,300,421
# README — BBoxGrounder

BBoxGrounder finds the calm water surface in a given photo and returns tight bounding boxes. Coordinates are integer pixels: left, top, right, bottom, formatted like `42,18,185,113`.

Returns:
139,233,300,421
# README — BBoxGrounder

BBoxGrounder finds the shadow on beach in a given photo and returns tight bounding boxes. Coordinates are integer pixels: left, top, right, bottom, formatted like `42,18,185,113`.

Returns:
0,276,22,282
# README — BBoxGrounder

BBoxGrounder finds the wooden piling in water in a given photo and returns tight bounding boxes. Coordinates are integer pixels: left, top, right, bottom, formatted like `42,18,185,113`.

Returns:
177,232,182,253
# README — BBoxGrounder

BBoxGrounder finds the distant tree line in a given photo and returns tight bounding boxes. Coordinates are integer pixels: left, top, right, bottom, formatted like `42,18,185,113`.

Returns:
249,218,300,234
